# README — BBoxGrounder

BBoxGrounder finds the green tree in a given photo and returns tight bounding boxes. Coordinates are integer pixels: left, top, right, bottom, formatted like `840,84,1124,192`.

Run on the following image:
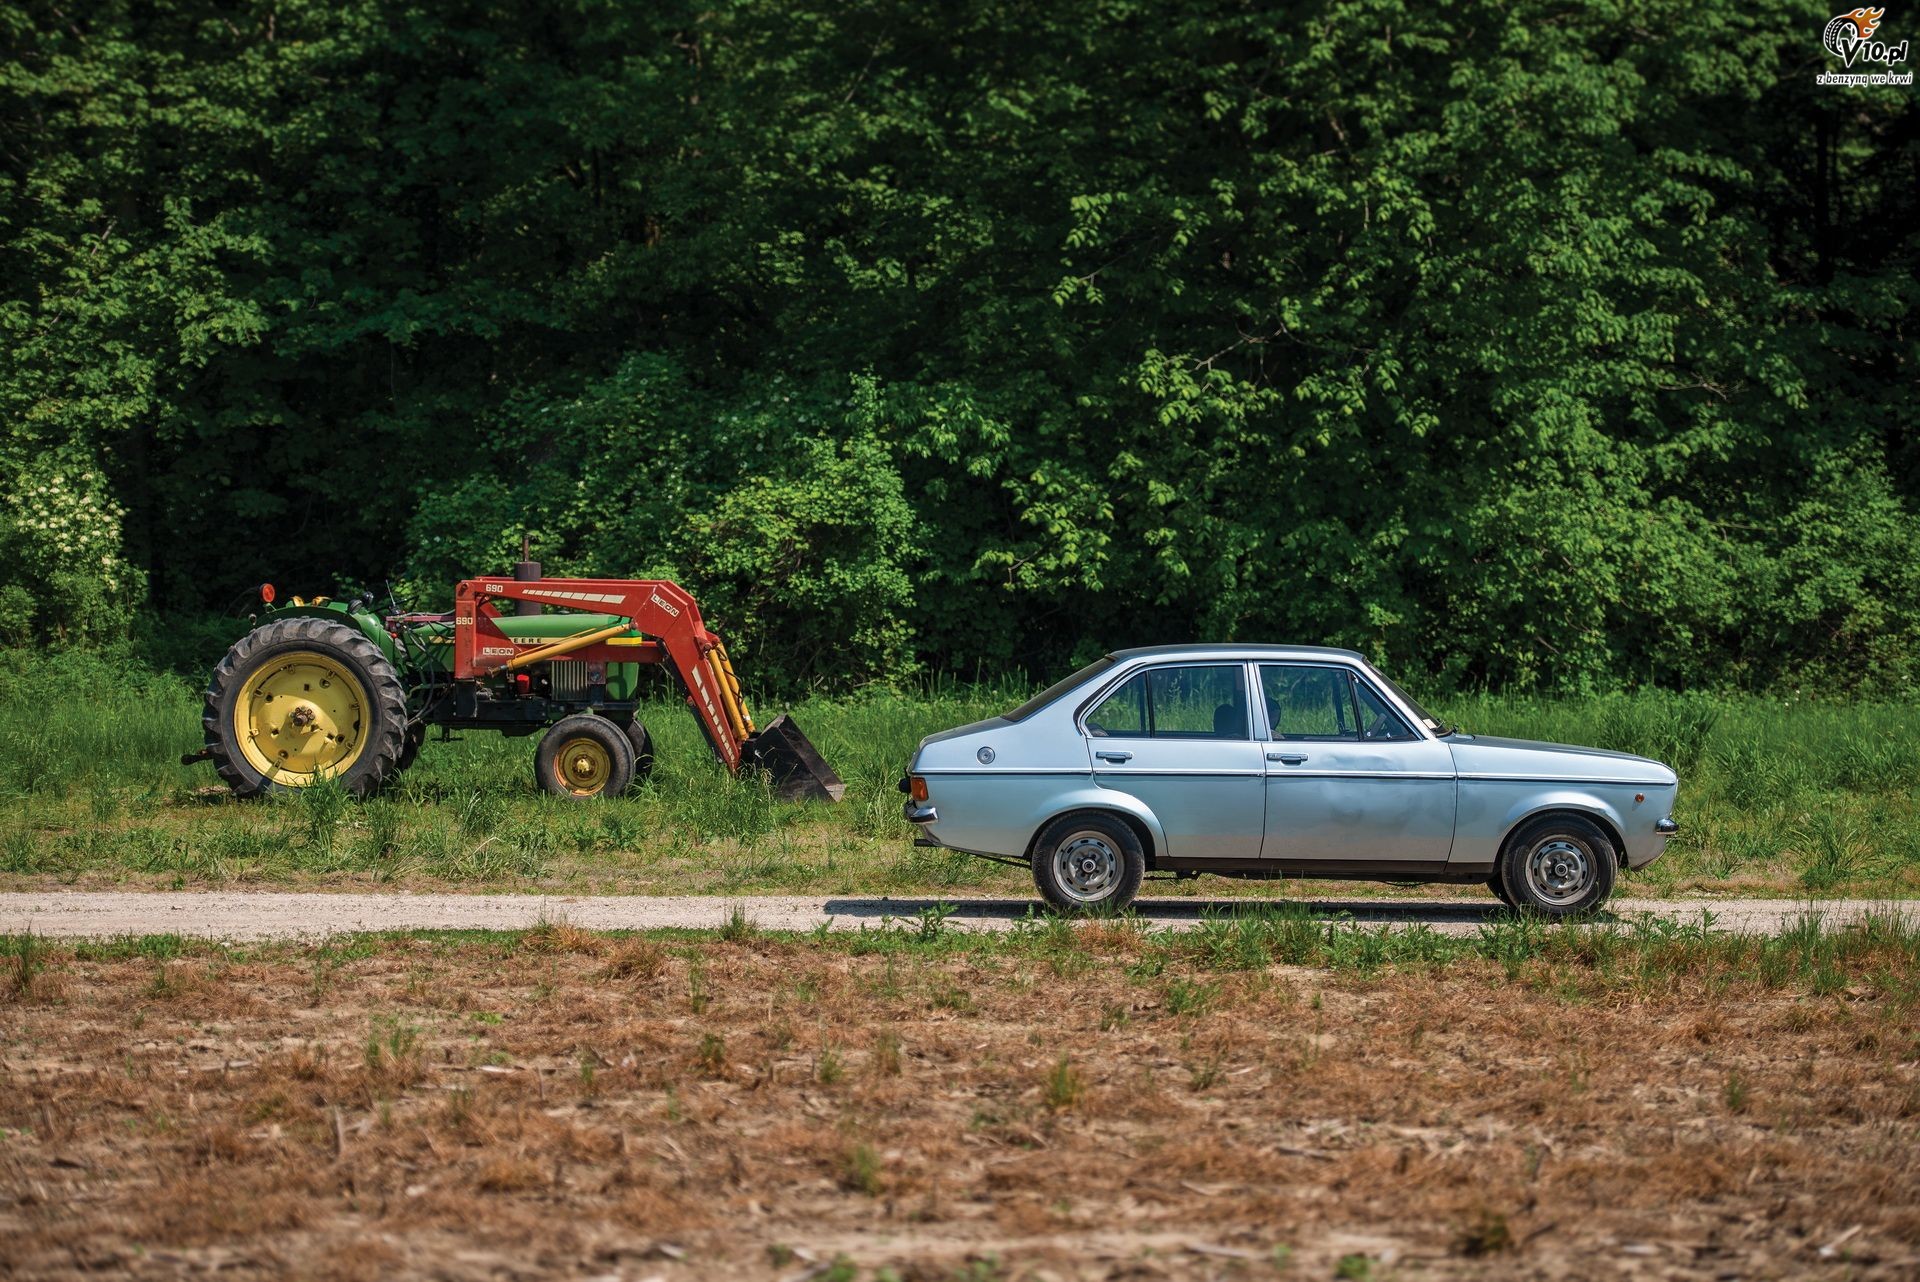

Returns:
0,0,1911,691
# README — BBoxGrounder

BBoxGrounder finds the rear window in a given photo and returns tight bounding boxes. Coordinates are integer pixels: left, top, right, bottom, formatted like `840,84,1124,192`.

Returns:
1002,656,1116,723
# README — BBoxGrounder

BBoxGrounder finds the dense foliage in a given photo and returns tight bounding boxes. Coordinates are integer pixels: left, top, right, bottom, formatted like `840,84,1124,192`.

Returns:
2,0,1914,691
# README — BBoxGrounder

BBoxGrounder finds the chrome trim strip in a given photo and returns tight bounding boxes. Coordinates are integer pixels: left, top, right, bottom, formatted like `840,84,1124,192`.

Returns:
1265,771,1456,780
1457,773,1674,786
1655,818,1679,835
914,767,1089,777
1066,654,1436,746
1073,659,1256,739
1254,660,1436,744
1092,769,1266,778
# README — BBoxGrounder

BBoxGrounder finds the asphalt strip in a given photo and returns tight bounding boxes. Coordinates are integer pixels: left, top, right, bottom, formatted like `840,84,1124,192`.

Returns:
0,892,1913,941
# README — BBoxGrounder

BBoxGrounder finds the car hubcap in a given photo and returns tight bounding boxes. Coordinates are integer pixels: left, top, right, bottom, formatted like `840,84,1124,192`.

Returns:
1524,836,1594,907
1053,832,1120,903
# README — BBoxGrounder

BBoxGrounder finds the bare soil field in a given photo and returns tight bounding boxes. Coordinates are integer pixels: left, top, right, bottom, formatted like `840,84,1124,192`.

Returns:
4,922,1918,1280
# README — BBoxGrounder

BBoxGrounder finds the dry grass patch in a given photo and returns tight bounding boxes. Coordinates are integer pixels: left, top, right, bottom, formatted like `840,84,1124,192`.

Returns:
1,925,1918,1280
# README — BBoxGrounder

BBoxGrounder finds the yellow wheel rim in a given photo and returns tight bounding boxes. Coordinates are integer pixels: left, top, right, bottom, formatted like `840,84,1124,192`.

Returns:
233,650,370,786
555,737,612,796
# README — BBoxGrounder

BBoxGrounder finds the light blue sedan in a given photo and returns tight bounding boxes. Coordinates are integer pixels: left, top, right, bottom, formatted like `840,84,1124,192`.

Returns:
900,645,1678,916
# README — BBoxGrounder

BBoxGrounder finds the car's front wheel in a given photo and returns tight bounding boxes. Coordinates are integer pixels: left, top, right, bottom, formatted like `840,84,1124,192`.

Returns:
1498,813,1617,918
1031,812,1145,914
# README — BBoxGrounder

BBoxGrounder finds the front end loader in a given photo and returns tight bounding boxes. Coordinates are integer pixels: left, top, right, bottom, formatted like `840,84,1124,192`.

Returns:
185,575,845,803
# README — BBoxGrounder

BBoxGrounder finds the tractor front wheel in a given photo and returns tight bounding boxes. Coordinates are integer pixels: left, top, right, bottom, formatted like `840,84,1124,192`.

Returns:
535,715,636,799
203,617,408,798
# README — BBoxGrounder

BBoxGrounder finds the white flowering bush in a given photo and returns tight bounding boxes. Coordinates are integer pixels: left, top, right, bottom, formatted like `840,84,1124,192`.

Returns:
0,466,145,643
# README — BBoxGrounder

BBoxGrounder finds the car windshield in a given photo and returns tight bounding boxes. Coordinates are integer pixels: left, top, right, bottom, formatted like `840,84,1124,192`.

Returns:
1002,656,1116,723
1364,663,1454,735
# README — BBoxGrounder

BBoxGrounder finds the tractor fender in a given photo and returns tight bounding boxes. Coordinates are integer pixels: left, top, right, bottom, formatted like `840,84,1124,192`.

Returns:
260,604,397,665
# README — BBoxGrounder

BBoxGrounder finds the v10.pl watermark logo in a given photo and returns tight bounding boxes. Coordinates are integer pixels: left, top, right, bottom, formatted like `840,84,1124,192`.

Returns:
1819,8,1913,85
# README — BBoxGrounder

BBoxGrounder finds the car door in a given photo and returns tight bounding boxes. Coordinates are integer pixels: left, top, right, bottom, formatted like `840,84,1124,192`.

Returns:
1257,663,1457,865
1082,662,1266,861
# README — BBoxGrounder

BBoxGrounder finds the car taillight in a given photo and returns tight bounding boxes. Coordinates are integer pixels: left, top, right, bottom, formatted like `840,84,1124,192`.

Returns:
909,776,929,803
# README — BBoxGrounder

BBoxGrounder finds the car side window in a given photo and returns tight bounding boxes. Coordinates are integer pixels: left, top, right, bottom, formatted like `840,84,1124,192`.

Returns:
1261,665,1356,740
1146,665,1249,739
1083,665,1249,740
1354,677,1417,741
1083,673,1147,737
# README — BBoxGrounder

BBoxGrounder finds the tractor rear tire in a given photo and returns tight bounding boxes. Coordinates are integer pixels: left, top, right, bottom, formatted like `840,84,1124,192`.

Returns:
609,716,655,784
395,723,427,774
203,617,408,799
535,715,636,799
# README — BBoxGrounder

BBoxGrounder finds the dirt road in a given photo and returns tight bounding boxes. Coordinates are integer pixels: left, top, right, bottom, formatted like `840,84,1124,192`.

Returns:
1,890,1909,939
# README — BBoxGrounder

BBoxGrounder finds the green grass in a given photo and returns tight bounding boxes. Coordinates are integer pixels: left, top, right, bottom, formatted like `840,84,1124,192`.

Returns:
1,649,1917,897
1440,691,1920,896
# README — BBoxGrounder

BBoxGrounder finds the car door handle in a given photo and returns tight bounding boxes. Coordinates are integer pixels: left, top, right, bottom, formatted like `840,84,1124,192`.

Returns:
1094,750,1134,763
1267,752,1309,764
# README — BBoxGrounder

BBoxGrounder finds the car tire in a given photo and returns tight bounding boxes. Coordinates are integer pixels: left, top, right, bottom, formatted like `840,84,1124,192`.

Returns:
1486,872,1516,909
1497,813,1617,918
1031,812,1145,914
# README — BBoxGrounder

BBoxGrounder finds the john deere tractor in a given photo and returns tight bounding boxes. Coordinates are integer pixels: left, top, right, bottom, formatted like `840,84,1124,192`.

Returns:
186,573,842,803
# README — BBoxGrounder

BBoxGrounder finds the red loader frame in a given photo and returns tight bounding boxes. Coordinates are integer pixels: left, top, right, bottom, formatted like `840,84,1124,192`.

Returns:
451,577,840,800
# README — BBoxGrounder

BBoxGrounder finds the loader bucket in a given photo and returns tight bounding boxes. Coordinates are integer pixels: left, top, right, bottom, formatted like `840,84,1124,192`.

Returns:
746,713,846,803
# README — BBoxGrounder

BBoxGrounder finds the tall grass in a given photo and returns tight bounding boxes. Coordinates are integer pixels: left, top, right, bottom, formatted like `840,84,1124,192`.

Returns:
1436,690,1920,894
0,650,202,798
0,649,1915,895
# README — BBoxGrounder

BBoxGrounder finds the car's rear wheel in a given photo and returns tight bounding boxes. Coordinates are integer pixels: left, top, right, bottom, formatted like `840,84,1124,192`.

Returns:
1486,872,1516,909
1031,812,1144,914
1498,813,1617,918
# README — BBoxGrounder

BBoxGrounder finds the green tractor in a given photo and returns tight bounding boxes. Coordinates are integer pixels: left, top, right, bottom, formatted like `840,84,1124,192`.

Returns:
186,574,843,803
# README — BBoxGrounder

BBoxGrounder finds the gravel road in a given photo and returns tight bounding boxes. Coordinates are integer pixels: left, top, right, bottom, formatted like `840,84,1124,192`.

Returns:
0,891,1911,940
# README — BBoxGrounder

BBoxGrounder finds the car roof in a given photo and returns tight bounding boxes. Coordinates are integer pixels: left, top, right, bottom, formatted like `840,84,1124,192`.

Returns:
1108,643,1368,663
